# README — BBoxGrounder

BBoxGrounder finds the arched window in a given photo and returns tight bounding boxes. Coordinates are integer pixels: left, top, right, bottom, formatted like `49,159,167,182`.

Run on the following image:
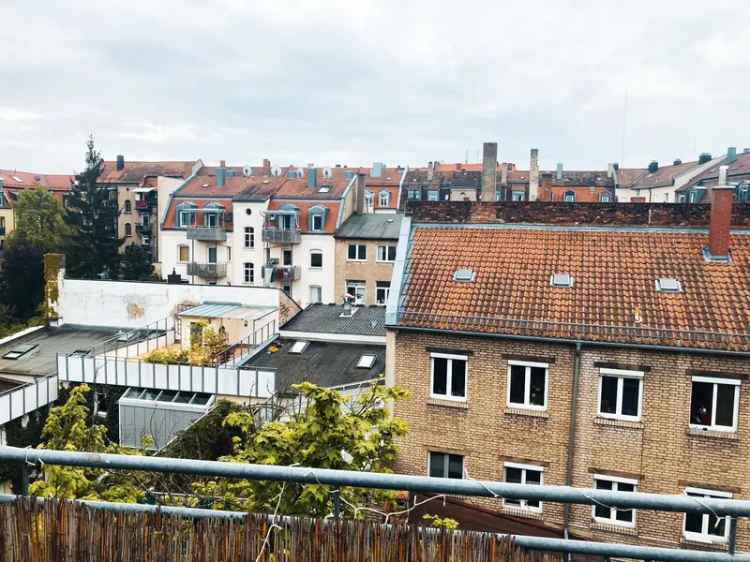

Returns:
379,190,390,207
564,191,576,203
124,223,132,237
124,200,132,213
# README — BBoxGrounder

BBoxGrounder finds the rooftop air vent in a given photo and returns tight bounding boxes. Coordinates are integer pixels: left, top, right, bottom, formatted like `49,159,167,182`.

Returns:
550,273,574,288
656,278,682,293
289,341,309,354
453,268,476,282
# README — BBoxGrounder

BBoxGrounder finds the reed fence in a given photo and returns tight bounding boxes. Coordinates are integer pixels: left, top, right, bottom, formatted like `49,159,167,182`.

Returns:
0,497,561,562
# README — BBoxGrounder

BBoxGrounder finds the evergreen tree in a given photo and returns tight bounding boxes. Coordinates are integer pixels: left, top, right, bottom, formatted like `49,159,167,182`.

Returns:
65,137,121,279
0,237,44,320
120,243,154,280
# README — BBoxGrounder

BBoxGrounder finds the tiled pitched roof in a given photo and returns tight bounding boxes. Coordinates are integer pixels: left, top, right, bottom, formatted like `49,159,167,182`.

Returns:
396,225,750,351
683,152,750,189
0,169,74,192
267,199,340,234
98,161,196,184
541,170,614,187
615,168,648,188
628,161,702,189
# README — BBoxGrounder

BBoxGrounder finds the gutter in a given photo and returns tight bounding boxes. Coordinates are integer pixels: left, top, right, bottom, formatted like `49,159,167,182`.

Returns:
385,217,412,325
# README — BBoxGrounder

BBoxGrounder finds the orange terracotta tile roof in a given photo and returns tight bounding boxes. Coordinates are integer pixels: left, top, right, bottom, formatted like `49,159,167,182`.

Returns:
98,161,196,184
396,225,750,351
267,199,340,234
0,169,74,192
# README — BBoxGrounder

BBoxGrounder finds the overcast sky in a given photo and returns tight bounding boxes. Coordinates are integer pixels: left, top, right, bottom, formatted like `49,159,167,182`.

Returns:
1,1,748,173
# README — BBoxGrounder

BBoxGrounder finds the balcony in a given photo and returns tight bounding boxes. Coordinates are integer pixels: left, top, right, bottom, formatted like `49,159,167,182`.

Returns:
262,227,301,245
135,199,153,212
262,264,301,283
187,226,227,242
187,262,227,279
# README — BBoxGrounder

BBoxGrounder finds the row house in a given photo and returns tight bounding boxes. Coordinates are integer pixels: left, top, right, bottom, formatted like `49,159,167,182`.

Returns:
386,177,750,553
678,148,750,203
0,169,73,251
98,156,202,266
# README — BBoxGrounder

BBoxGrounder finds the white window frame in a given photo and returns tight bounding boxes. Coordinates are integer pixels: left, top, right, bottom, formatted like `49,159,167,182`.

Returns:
379,191,390,207
244,226,254,249
347,244,367,261
309,250,323,269
311,213,324,232
507,360,549,411
346,281,366,305
375,281,390,306
243,262,254,284
683,487,732,543
503,462,544,513
427,451,464,479
597,368,644,421
689,375,741,433
430,352,468,402
377,244,397,263
427,190,439,201
309,285,322,304
592,474,638,528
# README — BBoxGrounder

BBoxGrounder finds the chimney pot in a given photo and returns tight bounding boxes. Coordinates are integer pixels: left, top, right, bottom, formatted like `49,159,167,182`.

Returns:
708,181,734,260
116,155,125,171
529,148,540,201
481,142,498,202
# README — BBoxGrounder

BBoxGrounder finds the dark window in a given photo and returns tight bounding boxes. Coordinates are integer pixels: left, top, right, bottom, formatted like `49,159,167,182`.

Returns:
431,354,467,400
690,378,738,430
429,452,463,479
124,223,132,237
684,489,730,539
508,363,547,408
348,244,366,260
594,478,636,524
504,465,543,510
310,252,322,268
283,250,293,266
598,371,642,419
124,200,132,213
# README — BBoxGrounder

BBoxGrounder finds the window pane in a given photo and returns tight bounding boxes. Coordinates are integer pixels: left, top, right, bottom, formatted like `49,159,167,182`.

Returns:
684,512,703,534
359,245,366,259
691,382,713,426
715,384,736,427
594,504,611,519
509,365,526,404
505,467,522,505
708,514,727,537
429,453,445,477
529,367,546,406
310,253,322,268
448,455,463,479
432,357,448,396
600,376,618,414
621,378,640,417
615,508,634,523
525,469,542,486
451,359,466,398
348,245,356,259
388,245,397,260
618,482,635,493
595,480,613,491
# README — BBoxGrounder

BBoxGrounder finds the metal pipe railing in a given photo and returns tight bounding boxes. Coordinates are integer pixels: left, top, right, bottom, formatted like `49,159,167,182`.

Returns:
2,446,749,516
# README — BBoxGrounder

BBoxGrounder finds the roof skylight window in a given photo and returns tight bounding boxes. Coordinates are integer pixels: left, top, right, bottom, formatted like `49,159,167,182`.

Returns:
2,344,37,360
357,354,376,369
453,268,476,282
656,277,682,293
318,186,331,193
550,273,574,288
289,341,309,354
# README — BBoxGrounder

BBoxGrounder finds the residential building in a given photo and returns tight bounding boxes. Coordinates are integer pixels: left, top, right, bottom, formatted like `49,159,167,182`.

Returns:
385,189,750,552
537,163,615,203
359,163,406,213
334,213,402,306
678,148,750,203
0,169,74,251
97,156,201,265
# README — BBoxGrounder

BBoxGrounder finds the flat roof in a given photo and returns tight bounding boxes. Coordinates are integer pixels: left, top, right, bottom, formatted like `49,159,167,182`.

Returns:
0,377,24,394
179,303,276,320
0,325,122,377
335,213,402,240
281,304,385,337
248,338,384,392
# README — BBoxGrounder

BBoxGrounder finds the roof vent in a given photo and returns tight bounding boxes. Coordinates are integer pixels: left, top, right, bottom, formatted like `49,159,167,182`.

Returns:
656,277,682,293
550,273,574,288
453,268,476,282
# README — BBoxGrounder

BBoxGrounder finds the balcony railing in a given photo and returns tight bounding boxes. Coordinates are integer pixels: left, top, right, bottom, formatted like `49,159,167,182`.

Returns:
186,227,227,241
262,264,301,283
262,227,301,245
187,262,227,279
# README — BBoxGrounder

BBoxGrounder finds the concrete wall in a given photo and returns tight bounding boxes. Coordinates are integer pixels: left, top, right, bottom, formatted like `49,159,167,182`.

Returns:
57,277,290,328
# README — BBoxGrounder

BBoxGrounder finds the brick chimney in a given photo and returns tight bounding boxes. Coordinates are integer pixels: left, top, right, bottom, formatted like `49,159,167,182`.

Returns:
481,142,498,202
262,158,271,175
355,173,366,215
707,165,733,261
529,148,539,201
116,155,125,171
500,163,508,185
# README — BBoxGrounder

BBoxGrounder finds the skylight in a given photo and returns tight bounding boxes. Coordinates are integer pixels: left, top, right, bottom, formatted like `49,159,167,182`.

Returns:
318,186,331,193
2,344,37,360
453,268,476,282
357,354,376,369
289,341,309,354
656,278,682,293
551,273,574,288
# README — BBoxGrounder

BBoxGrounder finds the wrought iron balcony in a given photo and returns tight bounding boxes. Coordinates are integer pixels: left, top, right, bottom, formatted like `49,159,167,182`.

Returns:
262,264,301,282
186,226,227,241
262,227,301,245
187,262,227,279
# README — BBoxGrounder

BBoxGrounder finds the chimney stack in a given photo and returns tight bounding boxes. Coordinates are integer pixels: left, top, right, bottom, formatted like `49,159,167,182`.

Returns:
116,155,125,171
355,173,366,215
727,147,737,163
529,149,539,201
707,165,733,261
307,166,317,188
556,163,563,181
216,160,226,188
372,162,385,178
481,142,498,202
262,158,271,175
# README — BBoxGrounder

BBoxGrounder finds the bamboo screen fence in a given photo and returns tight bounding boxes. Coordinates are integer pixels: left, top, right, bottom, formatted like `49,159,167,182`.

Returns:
0,497,563,562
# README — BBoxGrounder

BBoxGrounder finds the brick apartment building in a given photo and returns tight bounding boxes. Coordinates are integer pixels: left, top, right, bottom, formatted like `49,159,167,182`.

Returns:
385,177,750,553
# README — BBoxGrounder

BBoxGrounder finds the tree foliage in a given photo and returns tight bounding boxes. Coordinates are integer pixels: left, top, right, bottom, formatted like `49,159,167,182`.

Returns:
120,243,154,281
64,136,121,279
193,380,408,517
143,324,228,366
29,384,145,502
11,187,71,252
0,236,44,320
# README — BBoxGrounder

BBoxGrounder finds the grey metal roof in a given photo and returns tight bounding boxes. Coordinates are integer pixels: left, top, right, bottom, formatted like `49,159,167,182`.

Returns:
249,338,384,392
335,213,402,240
179,302,243,319
0,325,122,377
281,304,385,336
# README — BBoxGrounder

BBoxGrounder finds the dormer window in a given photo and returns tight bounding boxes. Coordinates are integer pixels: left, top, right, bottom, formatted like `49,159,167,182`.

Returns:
453,269,475,282
379,190,390,207
551,273,574,288
176,202,197,228
308,205,328,232
656,278,682,293
202,203,225,228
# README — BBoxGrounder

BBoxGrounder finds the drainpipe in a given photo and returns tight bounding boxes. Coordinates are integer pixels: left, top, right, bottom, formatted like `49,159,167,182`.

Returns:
563,341,582,549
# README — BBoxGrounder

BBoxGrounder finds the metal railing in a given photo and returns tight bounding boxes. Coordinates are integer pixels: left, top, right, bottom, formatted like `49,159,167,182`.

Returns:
216,318,277,368
0,446,748,561
262,227,301,244
262,264,301,283
187,262,227,279
186,226,227,241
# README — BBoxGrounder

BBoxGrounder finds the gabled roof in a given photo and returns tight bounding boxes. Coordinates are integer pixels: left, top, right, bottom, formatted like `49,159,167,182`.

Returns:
394,224,750,352
625,161,703,190
0,169,74,192
683,151,750,190
98,161,197,184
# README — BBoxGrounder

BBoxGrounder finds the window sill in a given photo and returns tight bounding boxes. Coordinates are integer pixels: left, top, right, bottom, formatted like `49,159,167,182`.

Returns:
591,521,638,537
681,536,728,550
594,417,643,430
687,427,739,441
504,407,549,419
502,505,543,520
427,398,468,410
